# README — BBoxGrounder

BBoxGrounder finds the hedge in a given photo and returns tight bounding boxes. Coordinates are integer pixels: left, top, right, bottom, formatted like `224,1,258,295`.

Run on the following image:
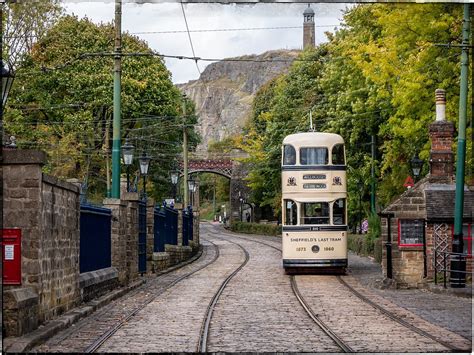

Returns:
348,234,382,263
230,221,282,236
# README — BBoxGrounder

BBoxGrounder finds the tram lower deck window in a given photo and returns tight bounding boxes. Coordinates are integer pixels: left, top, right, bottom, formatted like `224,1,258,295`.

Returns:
301,202,329,225
284,199,298,225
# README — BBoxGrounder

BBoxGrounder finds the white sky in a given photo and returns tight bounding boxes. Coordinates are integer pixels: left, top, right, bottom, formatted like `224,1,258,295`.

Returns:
62,1,349,83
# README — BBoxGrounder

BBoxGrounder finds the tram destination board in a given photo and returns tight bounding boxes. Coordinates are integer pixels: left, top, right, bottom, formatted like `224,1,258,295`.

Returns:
399,219,424,246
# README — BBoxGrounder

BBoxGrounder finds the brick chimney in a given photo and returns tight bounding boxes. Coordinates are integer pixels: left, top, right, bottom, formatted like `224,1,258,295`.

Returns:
429,89,455,182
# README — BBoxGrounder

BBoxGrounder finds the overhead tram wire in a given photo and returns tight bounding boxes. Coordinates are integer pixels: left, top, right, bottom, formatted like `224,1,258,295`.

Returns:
180,1,201,76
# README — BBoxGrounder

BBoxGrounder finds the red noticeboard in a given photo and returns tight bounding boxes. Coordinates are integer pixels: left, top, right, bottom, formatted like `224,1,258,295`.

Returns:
2,228,22,285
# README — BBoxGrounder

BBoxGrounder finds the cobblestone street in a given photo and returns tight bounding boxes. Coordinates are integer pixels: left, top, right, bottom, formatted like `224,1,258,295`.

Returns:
31,222,472,353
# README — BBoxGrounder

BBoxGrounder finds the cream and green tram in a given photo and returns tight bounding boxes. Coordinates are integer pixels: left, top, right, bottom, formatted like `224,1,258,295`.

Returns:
281,132,348,273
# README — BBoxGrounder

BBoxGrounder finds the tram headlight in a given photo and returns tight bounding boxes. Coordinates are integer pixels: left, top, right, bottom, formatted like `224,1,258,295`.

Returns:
311,245,320,253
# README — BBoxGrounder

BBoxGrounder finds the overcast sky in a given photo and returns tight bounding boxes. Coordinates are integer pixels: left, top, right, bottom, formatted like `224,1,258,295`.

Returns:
62,1,349,83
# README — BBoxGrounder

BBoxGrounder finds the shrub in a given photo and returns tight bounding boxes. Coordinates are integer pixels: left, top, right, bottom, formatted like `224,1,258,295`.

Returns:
230,221,281,236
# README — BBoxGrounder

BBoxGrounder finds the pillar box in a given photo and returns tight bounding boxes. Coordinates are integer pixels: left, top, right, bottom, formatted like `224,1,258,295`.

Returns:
2,228,22,285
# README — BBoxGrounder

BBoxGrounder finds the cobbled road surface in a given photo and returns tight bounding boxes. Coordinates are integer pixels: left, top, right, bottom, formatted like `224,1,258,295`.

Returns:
33,222,472,353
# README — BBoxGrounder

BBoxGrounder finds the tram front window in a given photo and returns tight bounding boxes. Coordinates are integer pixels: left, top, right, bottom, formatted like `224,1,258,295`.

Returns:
301,202,329,225
333,199,346,225
300,147,328,165
283,145,296,165
332,144,345,165
284,199,298,225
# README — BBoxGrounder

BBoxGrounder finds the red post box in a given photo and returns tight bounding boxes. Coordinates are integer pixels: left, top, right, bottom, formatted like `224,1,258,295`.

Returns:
2,228,22,285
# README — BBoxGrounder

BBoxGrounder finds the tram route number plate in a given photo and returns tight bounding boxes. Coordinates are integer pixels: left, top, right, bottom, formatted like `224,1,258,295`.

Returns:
303,183,327,189
303,174,326,180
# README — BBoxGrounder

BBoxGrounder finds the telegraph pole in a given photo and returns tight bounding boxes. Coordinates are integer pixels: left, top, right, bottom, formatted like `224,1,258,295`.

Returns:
451,3,470,288
111,0,122,198
182,96,189,208
370,134,376,214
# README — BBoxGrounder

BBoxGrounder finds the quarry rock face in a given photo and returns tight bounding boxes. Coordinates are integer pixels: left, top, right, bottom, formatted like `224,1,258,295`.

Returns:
179,50,299,152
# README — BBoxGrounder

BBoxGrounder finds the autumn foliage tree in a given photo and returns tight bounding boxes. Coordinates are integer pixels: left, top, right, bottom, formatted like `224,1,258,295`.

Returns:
5,15,199,202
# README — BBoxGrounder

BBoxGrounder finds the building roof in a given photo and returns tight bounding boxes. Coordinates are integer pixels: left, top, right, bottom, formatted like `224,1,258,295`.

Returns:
425,185,474,222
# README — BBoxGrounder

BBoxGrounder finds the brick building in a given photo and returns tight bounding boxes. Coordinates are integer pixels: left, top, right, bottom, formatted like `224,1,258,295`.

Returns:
380,89,473,288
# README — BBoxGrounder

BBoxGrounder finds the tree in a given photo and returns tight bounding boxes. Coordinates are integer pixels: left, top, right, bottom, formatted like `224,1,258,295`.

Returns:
5,15,199,202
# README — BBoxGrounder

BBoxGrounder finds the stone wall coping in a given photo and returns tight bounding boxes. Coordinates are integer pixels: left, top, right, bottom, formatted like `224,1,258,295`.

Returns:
103,198,126,206
79,267,119,289
122,192,140,202
2,149,47,165
152,252,170,261
4,287,39,309
42,174,80,194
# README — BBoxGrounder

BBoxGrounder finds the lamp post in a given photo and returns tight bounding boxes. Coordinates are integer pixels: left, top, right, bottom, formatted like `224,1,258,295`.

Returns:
187,177,195,209
170,171,179,204
410,153,423,182
239,197,244,222
121,139,134,192
1,60,14,109
139,151,151,200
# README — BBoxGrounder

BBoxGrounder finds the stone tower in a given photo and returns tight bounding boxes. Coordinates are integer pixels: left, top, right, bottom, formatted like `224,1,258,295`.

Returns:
303,4,315,48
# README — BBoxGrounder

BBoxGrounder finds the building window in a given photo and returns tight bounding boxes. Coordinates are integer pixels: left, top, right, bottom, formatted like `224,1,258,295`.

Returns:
284,199,298,226
300,147,328,165
398,219,425,246
301,202,329,225
283,145,296,165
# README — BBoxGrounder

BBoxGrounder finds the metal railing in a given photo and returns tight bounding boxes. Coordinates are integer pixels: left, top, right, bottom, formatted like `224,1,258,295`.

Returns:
434,249,472,288
154,204,178,252
80,203,112,273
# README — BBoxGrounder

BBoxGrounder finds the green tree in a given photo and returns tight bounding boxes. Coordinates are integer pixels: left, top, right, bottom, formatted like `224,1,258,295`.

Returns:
5,15,199,202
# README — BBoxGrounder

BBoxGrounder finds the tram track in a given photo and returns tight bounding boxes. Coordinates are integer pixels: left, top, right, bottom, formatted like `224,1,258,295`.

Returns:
84,239,220,353
197,234,250,352
208,225,352,352
210,224,467,352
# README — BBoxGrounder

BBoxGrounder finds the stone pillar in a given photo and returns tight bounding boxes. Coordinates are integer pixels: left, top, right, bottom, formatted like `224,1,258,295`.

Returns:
122,192,140,281
429,89,455,182
103,198,128,285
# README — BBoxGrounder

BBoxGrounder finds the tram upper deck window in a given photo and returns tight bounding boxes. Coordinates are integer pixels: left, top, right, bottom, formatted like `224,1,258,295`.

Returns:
284,199,298,226
333,199,346,225
332,144,345,165
283,145,296,165
300,147,328,165
301,202,329,225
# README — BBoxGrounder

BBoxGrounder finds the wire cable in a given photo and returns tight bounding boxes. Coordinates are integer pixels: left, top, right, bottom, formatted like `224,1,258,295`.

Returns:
180,2,201,76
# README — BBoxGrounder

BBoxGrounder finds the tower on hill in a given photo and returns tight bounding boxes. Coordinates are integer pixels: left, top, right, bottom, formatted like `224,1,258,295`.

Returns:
303,4,315,48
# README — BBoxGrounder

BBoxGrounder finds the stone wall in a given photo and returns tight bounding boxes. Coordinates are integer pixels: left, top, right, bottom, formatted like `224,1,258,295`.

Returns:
3,150,81,335
381,180,428,288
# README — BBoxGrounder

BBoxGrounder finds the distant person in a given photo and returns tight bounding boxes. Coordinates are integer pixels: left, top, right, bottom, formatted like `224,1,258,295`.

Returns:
362,219,369,234
246,212,251,223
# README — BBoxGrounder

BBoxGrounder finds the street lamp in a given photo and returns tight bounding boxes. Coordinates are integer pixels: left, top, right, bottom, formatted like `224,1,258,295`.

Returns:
170,171,179,203
139,151,151,200
410,153,423,182
187,177,195,208
239,196,244,222
1,60,15,109
121,139,134,192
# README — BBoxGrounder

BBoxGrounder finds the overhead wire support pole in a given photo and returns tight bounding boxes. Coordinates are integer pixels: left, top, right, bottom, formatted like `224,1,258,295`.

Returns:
182,96,189,209
371,134,376,214
111,0,122,199
451,3,470,288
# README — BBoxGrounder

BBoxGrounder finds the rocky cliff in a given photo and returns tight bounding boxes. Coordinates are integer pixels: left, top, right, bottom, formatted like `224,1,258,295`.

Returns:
179,50,299,153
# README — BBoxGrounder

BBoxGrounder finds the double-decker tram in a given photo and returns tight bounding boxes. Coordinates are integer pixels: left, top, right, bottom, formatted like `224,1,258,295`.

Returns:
281,132,347,274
